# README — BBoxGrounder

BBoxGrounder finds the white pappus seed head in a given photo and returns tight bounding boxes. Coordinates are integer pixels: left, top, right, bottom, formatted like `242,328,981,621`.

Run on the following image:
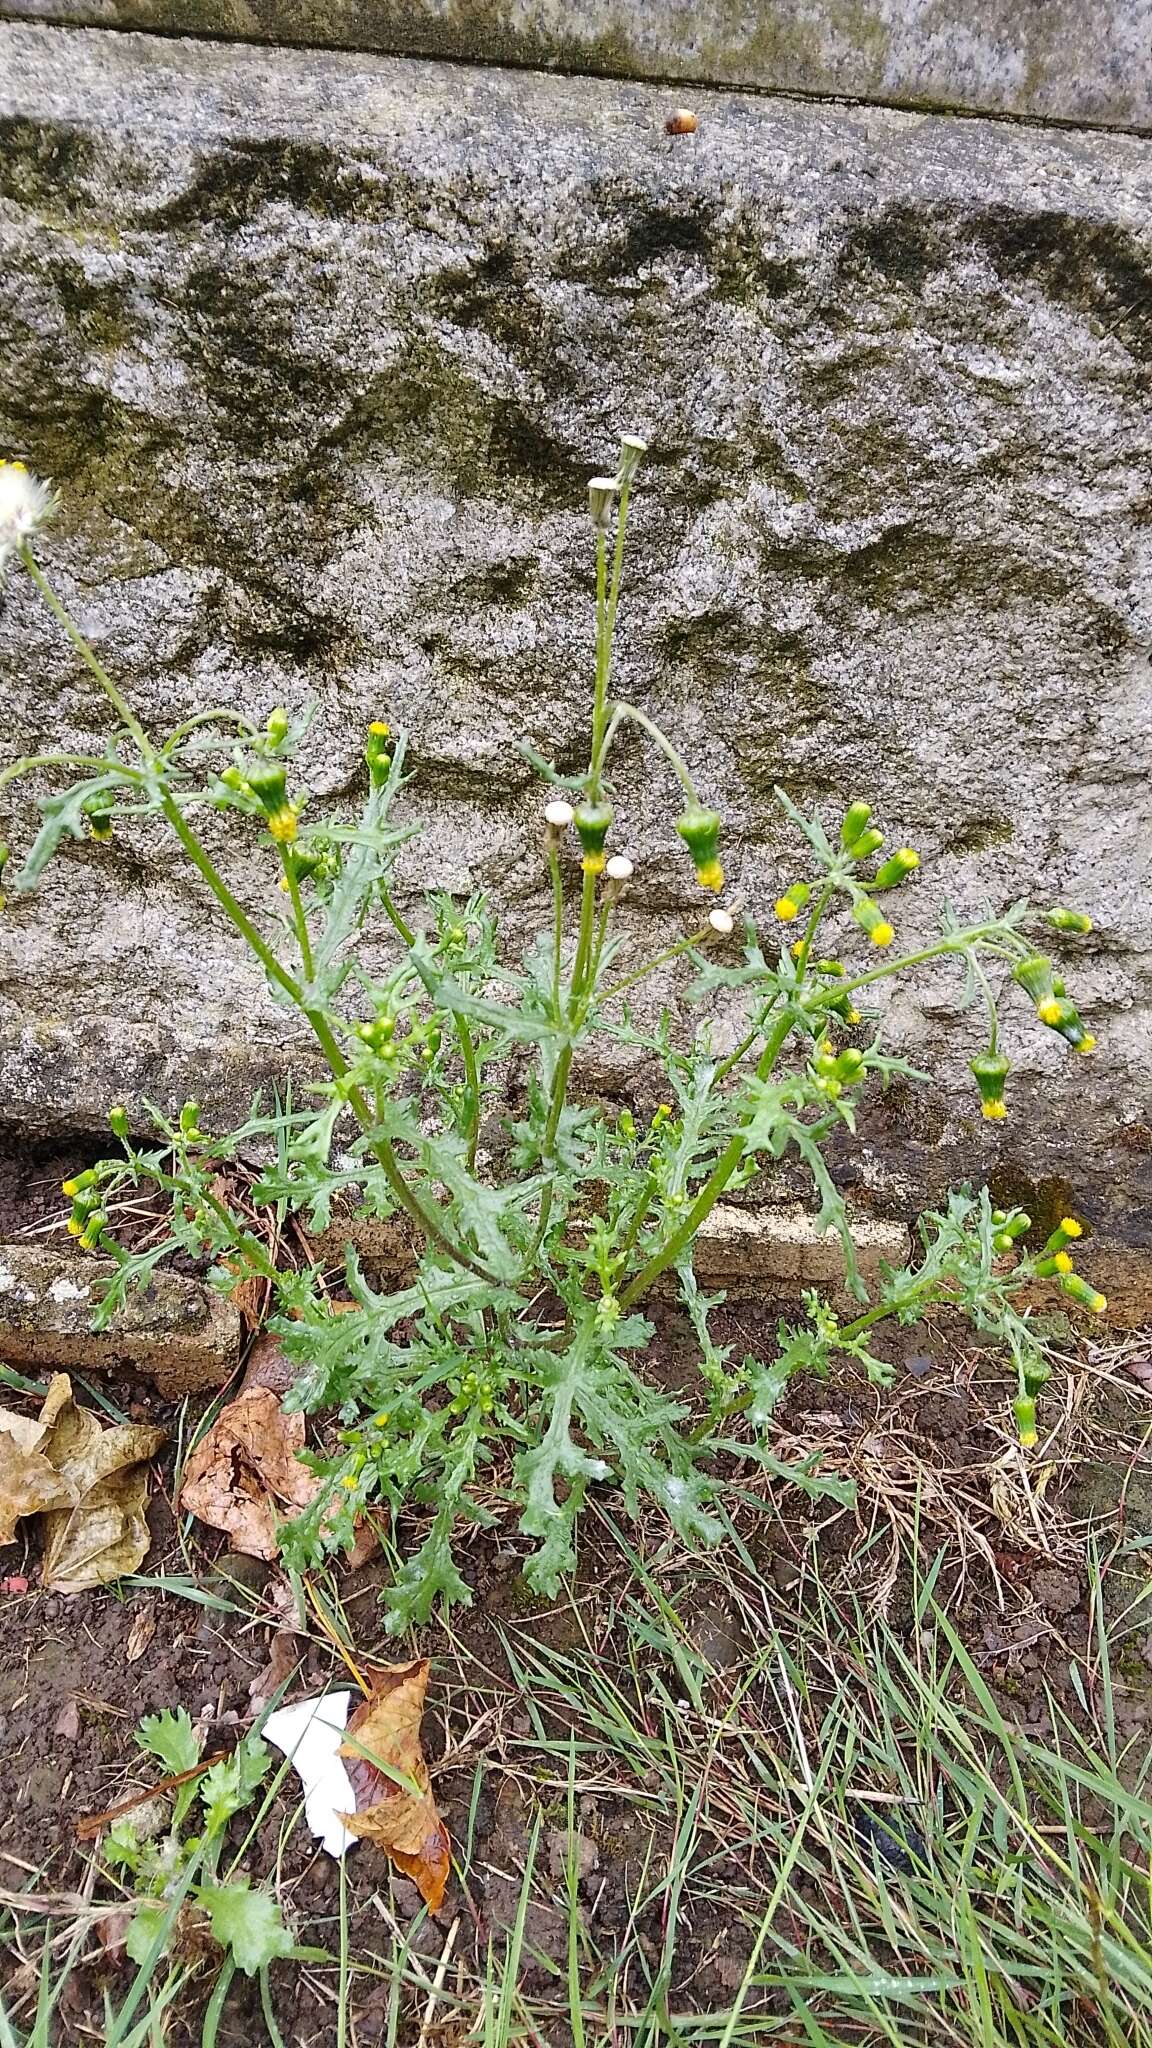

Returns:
605,854,634,882
0,461,56,578
544,799,575,829
708,908,735,935
618,434,647,483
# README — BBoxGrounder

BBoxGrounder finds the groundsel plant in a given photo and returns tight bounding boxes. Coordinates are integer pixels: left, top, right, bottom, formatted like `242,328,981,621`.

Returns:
0,445,1107,1621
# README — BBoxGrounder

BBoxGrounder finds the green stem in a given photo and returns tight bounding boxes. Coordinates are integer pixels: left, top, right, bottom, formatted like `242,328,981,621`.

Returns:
618,1012,795,1311
378,884,479,1166
161,708,258,754
21,549,156,762
0,751,149,794
599,928,711,1005
25,551,491,1284
548,843,565,1023
163,798,489,1280
828,927,1016,1003
602,701,698,802
280,850,315,982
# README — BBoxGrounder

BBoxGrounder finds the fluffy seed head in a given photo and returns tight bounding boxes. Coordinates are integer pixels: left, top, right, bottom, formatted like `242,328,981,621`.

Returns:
708,908,735,935
544,799,575,830
605,855,634,882
0,460,57,577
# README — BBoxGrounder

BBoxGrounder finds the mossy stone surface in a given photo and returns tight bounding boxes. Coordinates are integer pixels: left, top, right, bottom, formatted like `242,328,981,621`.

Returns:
0,24,1150,1257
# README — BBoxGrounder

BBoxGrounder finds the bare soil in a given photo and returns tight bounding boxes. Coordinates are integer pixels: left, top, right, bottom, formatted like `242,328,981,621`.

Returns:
2,1137,1151,2043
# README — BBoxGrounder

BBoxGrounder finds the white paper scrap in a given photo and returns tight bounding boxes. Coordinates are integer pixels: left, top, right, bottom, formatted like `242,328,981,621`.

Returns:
264,1691,358,1858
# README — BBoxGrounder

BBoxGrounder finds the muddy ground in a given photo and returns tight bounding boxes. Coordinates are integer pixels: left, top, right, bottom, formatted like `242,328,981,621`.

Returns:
1,1144,1151,2044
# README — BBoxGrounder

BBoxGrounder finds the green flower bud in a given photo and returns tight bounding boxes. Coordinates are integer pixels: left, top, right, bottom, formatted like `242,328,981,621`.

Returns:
1043,1216,1084,1255
1022,1358,1051,1396
0,841,9,874
108,1104,130,1141
832,1047,866,1084
840,800,872,850
872,848,920,890
1034,1251,1074,1277
991,1209,1030,1254
774,883,811,924
219,764,249,795
852,897,895,948
179,1100,203,1141
1013,1395,1038,1448
1047,907,1093,934
365,721,392,787
1012,954,1054,1004
846,827,884,862
243,758,288,813
266,706,290,747
1060,1272,1107,1315
675,806,721,867
1035,995,1094,1051
84,797,114,842
575,802,614,875
969,1050,1010,1122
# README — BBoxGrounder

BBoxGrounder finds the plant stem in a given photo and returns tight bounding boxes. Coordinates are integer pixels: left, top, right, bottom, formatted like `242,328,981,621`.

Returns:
548,842,565,1022
828,927,1014,1003
20,550,156,762
378,884,480,1167
602,701,699,802
0,751,149,794
618,1011,794,1310
280,851,315,982
600,927,712,1005
164,802,490,1281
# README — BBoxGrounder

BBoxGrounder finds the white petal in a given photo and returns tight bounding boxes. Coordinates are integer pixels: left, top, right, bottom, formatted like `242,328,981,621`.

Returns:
263,1691,358,1858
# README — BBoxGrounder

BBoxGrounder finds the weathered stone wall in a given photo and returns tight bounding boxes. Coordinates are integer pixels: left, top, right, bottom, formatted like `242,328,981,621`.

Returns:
2,0,1151,130
1,22,1151,1248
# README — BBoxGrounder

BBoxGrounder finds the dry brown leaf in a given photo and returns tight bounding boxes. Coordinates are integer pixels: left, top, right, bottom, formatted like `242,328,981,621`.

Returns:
0,1423,74,1544
125,1610,157,1664
0,1376,164,1588
178,1386,320,1560
37,1382,166,1595
339,1660,451,1910
248,1629,300,1711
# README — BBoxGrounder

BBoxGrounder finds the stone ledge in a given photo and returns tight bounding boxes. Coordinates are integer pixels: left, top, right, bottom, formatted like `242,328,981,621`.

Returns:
315,1203,910,1311
0,2,1146,130
0,1243,241,1397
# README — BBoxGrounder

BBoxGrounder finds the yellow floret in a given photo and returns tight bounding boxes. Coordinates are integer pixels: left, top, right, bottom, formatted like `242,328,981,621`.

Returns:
1037,998,1063,1026
981,1101,1007,1120
368,719,390,736
1053,1250,1073,1273
870,922,895,948
775,896,799,922
1060,1217,1083,1238
1075,1034,1096,1053
695,859,724,893
581,852,606,876
267,804,299,844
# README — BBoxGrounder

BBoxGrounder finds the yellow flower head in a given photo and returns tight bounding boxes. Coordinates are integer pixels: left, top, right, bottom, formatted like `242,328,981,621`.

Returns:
695,858,724,893
368,720,390,737
1075,1033,1096,1053
775,895,799,922
581,852,607,876
66,1215,83,1237
61,1177,79,1198
981,1100,1008,1121
1060,1217,1083,1238
1037,998,1063,1026
1018,1423,1038,1449
1053,1250,1073,1273
870,921,895,948
791,939,805,959
847,1007,862,1025
267,804,299,844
